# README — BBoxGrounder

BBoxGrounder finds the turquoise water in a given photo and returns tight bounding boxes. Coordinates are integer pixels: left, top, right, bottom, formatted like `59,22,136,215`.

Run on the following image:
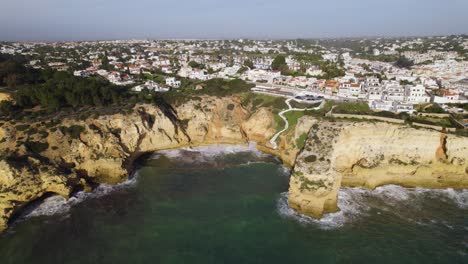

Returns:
0,146,467,264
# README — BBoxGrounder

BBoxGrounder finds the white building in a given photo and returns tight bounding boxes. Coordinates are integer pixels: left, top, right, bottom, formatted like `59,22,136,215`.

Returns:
395,103,414,113
384,81,405,102
132,81,169,92
247,69,281,83
338,82,361,97
405,85,430,103
369,100,394,112
165,77,181,88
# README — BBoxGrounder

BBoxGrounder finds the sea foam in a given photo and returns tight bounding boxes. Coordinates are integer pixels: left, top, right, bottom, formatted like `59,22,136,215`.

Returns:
152,142,269,163
22,173,139,219
277,185,468,230
23,143,269,219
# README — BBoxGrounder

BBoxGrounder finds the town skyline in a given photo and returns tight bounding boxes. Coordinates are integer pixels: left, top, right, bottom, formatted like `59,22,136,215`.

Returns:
1,0,468,41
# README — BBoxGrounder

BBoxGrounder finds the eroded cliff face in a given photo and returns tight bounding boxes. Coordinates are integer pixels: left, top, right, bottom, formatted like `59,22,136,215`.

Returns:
289,122,468,219
0,158,78,232
1,96,467,232
0,96,311,232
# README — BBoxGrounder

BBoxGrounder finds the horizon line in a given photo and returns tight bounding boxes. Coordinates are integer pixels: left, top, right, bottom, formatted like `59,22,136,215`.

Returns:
1,33,467,44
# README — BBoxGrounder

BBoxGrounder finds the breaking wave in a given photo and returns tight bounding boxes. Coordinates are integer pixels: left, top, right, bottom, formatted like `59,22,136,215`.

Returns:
277,185,468,230
152,142,270,164
22,174,139,219
23,143,272,219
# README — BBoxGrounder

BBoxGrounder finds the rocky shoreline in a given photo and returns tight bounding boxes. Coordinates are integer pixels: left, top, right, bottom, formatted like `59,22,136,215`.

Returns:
0,95,467,232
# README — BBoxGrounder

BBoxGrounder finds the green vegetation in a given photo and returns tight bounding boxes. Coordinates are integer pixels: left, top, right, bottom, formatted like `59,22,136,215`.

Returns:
317,62,345,79
299,177,326,191
188,61,205,69
284,111,306,130
395,56,414,69
240,93,287,113
237,66,249,74
243,59,254,69
25,141,49,153
447,103,468,112
357,53,400,63
271,55,288,73
295,133,308,150
400,80,414,86
289,100,320,109
304,155,317,163
424,104,445,113
0,56,133,118
408,116,455,128
0,100,14,116
60,125,86,139
15,124,30,131
143,73,165,84
163,78,254,104
13,71,129,112
333,101,372,115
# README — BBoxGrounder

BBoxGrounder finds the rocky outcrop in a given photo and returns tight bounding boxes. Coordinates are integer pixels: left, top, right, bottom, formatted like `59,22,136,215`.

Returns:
0,92,11,102
0,96,309,232
0,157,79,231
289,122,468,218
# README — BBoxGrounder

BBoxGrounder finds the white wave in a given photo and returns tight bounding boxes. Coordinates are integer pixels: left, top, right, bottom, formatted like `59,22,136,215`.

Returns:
24,173,139,219
276,190,367,230
278,165,291,177
24,196,71,217
152,142,269,163
277,185,468,230
414,187,468,209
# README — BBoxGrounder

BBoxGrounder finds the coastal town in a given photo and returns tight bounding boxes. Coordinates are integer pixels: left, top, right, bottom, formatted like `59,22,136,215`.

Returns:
1,36,467,119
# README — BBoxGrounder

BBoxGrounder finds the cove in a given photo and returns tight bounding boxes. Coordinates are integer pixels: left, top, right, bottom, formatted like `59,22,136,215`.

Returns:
0,146,467,264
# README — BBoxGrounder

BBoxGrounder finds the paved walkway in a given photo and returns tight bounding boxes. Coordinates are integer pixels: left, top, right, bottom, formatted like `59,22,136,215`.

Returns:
269,99,325,149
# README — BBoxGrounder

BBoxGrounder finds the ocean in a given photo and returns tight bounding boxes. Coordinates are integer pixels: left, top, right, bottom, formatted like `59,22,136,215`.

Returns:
1,146,467,263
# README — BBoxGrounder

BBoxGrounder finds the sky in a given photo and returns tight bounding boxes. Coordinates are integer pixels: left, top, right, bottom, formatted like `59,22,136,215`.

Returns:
1,0,467,41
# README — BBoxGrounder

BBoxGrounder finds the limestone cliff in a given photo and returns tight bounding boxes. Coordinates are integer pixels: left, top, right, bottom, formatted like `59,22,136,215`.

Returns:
0,96,310,232
1,96,467,232
289,122,468,218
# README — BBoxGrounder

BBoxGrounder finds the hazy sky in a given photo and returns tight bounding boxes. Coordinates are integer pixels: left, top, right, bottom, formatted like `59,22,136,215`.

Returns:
1,0,467,41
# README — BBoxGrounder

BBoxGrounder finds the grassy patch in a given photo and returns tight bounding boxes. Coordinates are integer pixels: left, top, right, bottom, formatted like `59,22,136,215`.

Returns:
295,133,308,150
409,116,454,128
290,100,320,109
241,93,287,113
333,101,372,115
284,111,306,130
163,78,254,105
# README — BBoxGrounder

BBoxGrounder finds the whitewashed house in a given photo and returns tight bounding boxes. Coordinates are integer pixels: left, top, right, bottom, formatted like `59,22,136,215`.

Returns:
384,81,405,102
405,85,430,103
165,77,181,88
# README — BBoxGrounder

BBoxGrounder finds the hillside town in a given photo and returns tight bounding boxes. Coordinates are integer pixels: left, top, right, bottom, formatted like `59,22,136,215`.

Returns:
1,36,467,116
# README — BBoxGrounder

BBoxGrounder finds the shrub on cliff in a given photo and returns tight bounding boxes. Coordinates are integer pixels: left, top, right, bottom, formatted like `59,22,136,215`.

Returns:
25,141,49,153
60,125,86,139
304,155,317,163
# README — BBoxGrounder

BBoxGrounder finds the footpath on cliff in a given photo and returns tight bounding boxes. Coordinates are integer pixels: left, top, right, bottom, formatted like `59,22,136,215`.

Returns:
270,98,325,149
